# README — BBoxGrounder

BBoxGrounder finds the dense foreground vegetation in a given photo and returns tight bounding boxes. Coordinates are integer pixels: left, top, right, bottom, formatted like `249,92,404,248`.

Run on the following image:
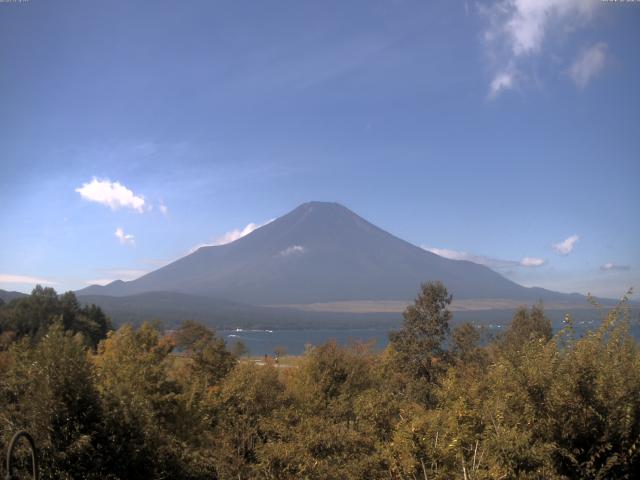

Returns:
0,284,639,479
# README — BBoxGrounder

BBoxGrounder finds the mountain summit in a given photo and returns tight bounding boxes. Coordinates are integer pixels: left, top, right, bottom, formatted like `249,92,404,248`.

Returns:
79,201,572,305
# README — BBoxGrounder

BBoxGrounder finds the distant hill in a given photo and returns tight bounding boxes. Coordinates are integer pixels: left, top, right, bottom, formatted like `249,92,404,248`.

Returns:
78,201,583,306
76,291,399,330
0,289,28,303
77,290,638,332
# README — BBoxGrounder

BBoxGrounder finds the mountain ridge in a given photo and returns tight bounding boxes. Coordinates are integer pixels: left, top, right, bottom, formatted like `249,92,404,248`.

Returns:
0,289,29,303
77,201,584,305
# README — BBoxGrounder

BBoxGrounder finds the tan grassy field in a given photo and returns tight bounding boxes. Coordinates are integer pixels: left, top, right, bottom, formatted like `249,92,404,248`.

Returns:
268,298,595,314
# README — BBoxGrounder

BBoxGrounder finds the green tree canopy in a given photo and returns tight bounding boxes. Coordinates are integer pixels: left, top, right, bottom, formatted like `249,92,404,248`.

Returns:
388,281,453,404
0,286,112,348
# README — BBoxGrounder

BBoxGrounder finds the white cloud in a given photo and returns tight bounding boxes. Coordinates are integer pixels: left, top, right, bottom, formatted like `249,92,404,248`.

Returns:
83,279,114,286
552,234,579,255
189,219,274,253
426,247,473,262
569,42,607,89
159,203,168,215
481,0,600,97
424,247,544,268
277,245,306,257
520,257,545,267
489,71,515,97
214,222,262,246
600,262,630,271
115,227,135,245
0,274,56,285
75,177,146,212
503,0,597,56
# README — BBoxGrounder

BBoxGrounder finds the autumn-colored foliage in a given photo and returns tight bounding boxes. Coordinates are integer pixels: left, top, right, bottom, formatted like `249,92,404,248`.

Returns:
1,284,638,479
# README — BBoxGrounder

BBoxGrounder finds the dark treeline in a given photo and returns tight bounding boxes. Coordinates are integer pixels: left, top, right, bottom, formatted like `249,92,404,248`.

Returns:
0,283,639,479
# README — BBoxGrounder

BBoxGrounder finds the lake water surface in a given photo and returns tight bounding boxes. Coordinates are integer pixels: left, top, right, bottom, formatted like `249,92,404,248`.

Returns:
221,318,640,356
221,328,391,356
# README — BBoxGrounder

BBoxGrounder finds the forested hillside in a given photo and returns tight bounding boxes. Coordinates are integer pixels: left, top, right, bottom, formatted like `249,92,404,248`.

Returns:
0,284,638,479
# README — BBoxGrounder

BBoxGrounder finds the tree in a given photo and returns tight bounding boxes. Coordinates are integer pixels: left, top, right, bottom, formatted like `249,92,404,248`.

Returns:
481,297,640,479
213,362,284,479
4,285,60,339
93,322,184,478
175,320,236,387
451,322,486,366
0,286,111,348
78,303,113,348
388,281,452,404
499,304,552,356
231,339,248,357
174,320,215,351
288,341,376,416
257,342,386,480
0,322,106,479
60,292,112,348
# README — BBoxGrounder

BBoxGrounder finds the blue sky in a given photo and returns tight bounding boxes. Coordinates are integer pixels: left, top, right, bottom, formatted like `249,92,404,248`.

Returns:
0,0,638,298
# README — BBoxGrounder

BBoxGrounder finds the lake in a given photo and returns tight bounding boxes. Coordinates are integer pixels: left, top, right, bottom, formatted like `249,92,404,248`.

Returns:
220,328,392,356
221,318,640,356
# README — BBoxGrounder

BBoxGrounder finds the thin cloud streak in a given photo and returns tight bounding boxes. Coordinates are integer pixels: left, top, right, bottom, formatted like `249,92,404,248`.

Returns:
423,247,544,269
569,42,607,89
600,262,630,271
84,269,148,286
83,279,114,286
107,269,148,279
0,274,57,285
521,257,545,267
277,245,306,257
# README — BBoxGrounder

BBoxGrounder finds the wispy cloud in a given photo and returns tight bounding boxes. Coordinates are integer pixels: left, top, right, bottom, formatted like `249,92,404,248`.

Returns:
0,274,57,285
569,42,607,89
425,247,477,262
230,35,396,95
189,219,274,253
481,0,600,98
75,177,146,212
107,269,147,279
159,202,168,215
520,257,545,267
84,268,147,286
552,234,579,255
424,247,544,269
489,70,515,98
600,262,630,272
115,227,135,245
277,245,306,257
214,221,266,246
83,279,114,286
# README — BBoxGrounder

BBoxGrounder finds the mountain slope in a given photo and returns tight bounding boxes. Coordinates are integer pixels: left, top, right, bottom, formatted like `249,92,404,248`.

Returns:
78,201,580,305
0,289,29,303
76,291,398,329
